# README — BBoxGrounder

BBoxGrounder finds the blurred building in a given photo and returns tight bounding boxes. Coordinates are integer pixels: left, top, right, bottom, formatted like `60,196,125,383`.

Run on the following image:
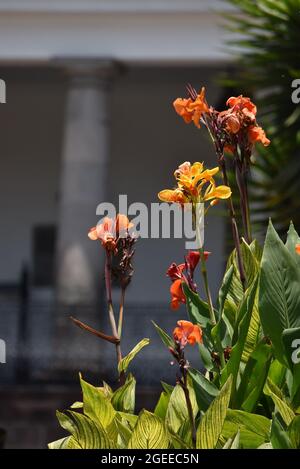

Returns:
0,0,234,447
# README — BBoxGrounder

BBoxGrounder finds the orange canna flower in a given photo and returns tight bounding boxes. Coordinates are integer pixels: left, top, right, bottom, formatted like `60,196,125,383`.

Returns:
248,125,270,147
226,95,257,116
170,279,186,310
173,87,209,128
173,320,202,347
88,214,134,251
296,244,300,255
173,97,194,124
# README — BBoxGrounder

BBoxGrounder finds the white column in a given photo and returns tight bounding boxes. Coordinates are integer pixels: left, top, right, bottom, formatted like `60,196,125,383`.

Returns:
56,59,117,305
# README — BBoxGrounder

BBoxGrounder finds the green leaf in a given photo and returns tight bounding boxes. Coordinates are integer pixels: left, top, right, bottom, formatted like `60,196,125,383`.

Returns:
264,378,295,426
241,289,262,362
154,391,171,420
56,410,111,449
182,283,213,328
114,414,133,448
237,341,272,412
259,220,300,364
285,221,300,264
166,383,198,435
80,376,115,428
48,436,73,449
70,401,83,409
118,338,150,374
196,375,232,449
218,265,234,318
222,430,240,449
270,414,293,449
111,375,136,414
288,415,300,449
152,322,174,349
128,410,169,449
221,409,271,449
221,278,258,396
189,368,219,412
281,328,300,406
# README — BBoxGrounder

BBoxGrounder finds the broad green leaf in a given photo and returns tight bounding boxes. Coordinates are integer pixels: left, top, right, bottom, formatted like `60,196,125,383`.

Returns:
222,430,240,449
285,221,300,265
128,410,169,449
288,415,300,449
111,375,136,414
241,289,262,362
70,401,83,409
218,265,234,318
182,283,214,328
154,391,170,420
80,376,115,428
152,321,174,349
225,239,258,309
270,414,293,449
114,414,133,448
196,375,232,449
118,338,150,374
221,409,271,449
259,220,300,364
236,341,272,412
166,383,198,435
167,429,190,449
264,378,295,426
221,278,258,395
48,436,73,449
189,368,218,412
56,410,111,449
267,359,286,389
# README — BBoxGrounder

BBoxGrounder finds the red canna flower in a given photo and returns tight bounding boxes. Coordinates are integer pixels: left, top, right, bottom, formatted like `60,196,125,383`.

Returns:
166,250,211,309
186,250,210,274
166,262,185,282
173,320,202,347
296,244,300,255
170,279,186,310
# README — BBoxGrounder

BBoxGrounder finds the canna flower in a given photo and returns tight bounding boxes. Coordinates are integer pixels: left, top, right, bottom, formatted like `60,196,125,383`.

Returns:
158,161,231,207
166,250,210,309
173,320,202,347
296,244,300,255
173,87,209,128
248,125,270,146
88,214,134,252
226,95,257,116
219,95,270,151
170,279,186,310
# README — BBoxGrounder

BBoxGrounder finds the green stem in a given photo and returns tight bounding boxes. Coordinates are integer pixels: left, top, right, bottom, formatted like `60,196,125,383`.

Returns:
193,204,216,326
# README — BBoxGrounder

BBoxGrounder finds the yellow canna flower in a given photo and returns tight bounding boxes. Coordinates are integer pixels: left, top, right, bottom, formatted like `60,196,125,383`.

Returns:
203,182,232,206
158,161,232,208
158,188,188,204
